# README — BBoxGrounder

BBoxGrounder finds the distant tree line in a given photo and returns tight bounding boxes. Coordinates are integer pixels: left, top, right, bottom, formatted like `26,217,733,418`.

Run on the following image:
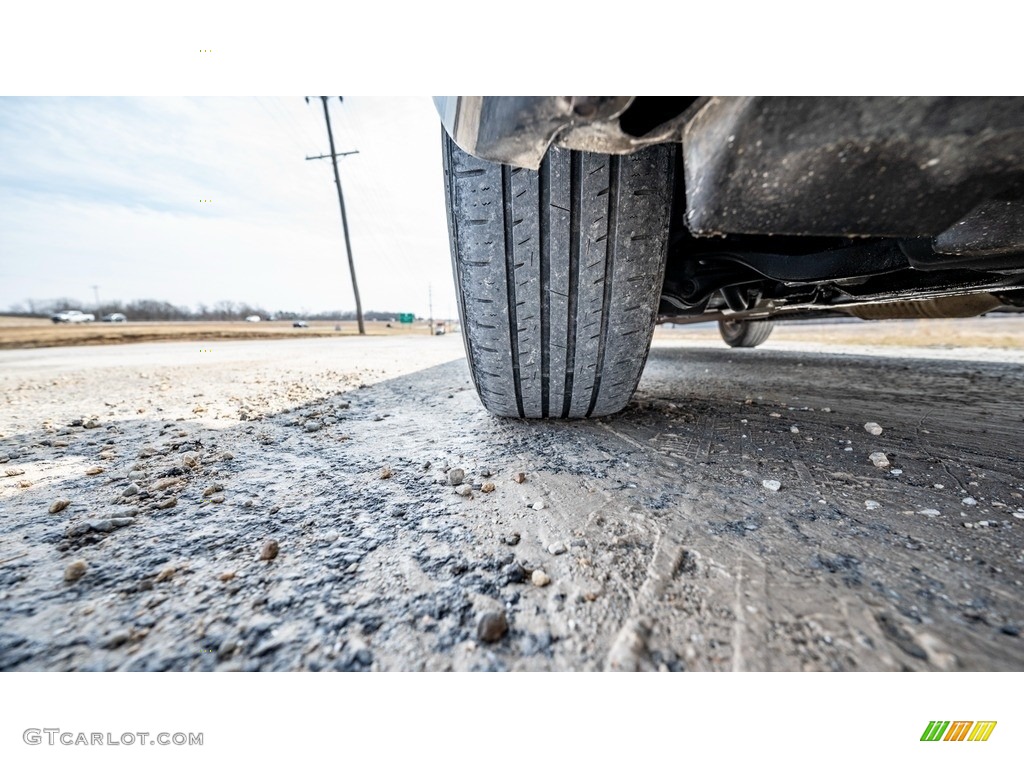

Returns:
6,298,416,323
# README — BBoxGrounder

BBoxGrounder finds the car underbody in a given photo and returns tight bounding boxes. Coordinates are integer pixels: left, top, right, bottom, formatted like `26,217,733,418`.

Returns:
439,96,1024,328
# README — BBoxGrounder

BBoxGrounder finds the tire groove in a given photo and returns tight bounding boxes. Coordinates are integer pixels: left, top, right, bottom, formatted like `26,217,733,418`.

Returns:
562,152,582,418
587,155,619,417
502,164,525,418
540,158,551,418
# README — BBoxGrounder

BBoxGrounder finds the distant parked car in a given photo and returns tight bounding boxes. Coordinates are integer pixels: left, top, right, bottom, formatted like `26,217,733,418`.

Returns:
433,322,447,336
292,320,309,328
102,313,127,323
245,315,261,323
51,310,95,324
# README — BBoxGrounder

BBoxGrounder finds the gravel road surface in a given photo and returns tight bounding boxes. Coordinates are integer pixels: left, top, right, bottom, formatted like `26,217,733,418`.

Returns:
2,333,1022,670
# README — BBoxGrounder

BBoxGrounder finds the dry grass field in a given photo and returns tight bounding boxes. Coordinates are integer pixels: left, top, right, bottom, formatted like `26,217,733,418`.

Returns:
0,317,446,350
1,313,1021,351
655,314,1024,349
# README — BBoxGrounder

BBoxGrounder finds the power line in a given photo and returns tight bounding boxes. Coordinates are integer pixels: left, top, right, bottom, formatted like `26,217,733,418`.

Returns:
255,97,311,157
272,97,321,152
324,100,423,291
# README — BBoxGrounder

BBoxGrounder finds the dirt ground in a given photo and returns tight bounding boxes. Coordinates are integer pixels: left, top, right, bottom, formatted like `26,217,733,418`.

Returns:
1,319,1022,671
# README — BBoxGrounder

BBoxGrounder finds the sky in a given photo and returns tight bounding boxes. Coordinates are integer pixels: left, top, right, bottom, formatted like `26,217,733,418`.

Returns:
0,97,456,318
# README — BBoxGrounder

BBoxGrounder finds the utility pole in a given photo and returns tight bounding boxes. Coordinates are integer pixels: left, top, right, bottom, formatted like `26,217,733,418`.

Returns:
91,285,100,310
428,284,433,335
306,96,364,335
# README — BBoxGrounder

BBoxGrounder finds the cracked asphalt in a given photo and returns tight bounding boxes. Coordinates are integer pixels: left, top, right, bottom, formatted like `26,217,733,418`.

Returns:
2,330,1023,670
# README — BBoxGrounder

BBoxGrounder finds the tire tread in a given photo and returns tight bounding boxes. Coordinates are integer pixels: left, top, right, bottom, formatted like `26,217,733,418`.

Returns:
444,132,673,418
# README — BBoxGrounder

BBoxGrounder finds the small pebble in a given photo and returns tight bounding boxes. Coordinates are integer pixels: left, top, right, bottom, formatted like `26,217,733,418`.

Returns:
865,500,881,510
869,452,890,469
455,484,473,497
84,467,104,476
532,500,547,510
88,518,123,532
962,497,977,506
202,483,224,497
502,532,521,546
64,522,92,537
762,479,781,492
259,540,280,561
379,466,393,480
220,452,235,461
100,629,131,649
513,472,526,484
155,567,175,582
304,420,323,433
1012,512,1024,520
218,571,236,582
182,453,199,469
477,612,508,643
122,483,139,497
918,509,941,517
890,469,903,476
64,559,88,582
790,426,800,434
4,468,25,477
503,563,526,583
481,482,496,493
447,468,465,486
547,542,567,555
864,422,883,435
531,569,551,587
49,498,71,514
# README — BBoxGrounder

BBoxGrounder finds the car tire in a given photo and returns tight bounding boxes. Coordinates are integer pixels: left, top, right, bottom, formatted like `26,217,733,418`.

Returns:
718,318,775,348
442,131,675,418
